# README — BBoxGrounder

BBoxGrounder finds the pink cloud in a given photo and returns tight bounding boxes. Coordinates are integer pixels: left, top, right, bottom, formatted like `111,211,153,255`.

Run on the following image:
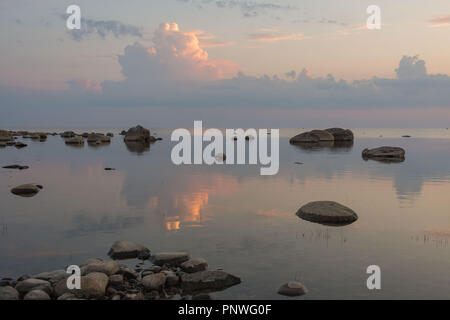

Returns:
249,32,303,42
429,15,450,27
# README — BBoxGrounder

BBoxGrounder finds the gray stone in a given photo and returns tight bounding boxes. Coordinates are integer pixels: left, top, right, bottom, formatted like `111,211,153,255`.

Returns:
152,252,190,266
0,286,19,300
24,289,51,300
277,282,308,297
81,260,119,276
180,258,208,273
108,240,150,260
34,269,67,284
296,201,358,226
55,272,109,299
15,278,52,295
142,273,166,291
180,271,241,293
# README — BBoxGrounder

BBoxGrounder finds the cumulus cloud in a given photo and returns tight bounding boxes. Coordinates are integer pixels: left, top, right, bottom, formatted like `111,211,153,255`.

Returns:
429,15,450,27
67,17,142,41
395,56,427,79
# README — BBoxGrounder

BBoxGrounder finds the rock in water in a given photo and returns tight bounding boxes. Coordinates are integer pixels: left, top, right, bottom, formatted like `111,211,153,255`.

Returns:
152,252,190,266
87,133,110,143
124,125,151,143
277,282,308,297
24,289,51,300
2,165,29,170
362,146,405,163
309,130,334,141
296,201,358,226
34,270,67,285
180,271,241,293
11,184,43,197
325,128,354,141
65,136,84,145
180,258,208,273
142,273,166,291
15,142,27,149
0,286,19,300
107,240,150,260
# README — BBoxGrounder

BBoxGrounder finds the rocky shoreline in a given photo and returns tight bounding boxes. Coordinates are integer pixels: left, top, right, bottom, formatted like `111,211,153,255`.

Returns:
0,240,241,300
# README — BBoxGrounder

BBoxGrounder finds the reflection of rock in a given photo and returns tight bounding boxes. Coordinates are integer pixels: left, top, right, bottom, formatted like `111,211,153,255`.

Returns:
124,141,150,154
291,141,334,150
11,184,43,197
108,240,150,260
15,142,27,149
296,201,358,226
180,271,241,293
325,128,354,141
277,282,308,297
362,146,405,163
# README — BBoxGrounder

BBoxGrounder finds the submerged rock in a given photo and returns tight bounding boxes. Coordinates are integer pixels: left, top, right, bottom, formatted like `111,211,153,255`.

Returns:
152,252,190,266
108,240,150,260
277,282,308,297
362,146,405,163
180,271,241,293
325,128,354,141
14,142,27,149
296,201,358,226
2,165,29,170
0,286,19,300
11,184,43,197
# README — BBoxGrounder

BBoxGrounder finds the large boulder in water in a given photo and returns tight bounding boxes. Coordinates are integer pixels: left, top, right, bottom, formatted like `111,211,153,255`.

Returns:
108,240,150,260
296,201,358,226
325,128,354,141
290,130,334,144
362,146,405,163
124,125,151,142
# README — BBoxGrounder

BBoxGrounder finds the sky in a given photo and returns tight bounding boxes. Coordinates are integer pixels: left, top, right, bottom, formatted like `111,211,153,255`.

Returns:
0,0,450,128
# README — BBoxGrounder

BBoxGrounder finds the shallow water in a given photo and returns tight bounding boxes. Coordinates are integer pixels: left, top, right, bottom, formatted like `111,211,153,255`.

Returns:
1,128,450,299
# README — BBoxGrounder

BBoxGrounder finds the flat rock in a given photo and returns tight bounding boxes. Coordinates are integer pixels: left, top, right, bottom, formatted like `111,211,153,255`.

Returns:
11,183,43,197
180,258,208,273
296,201,358,226
0,286,19,300
108,240,150,260
180,271,241,293
15,278,52,295
152,252,190,266
142,273,166,291
24,289,51,300
87,133,110,143
289,131,320,144
2,165,29,170
65,137,84,145
277,282,308,297
81,260,119,276
325,128,354,141
362,146,405,163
